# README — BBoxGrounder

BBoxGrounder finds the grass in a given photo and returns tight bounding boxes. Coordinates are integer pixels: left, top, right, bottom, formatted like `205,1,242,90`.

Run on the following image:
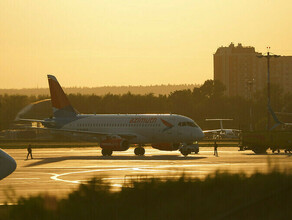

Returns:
1,170,291,220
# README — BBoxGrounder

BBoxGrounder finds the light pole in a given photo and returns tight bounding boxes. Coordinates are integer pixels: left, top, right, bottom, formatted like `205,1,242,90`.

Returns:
247,78,254,131
257,47,280,130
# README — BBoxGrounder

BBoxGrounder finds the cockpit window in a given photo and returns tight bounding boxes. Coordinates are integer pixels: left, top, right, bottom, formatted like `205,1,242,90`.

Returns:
178,121,198,127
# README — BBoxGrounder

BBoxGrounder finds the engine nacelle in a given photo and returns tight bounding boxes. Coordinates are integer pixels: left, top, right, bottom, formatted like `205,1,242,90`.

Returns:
0,149,17,180
100,138,130,151
152,143,180,151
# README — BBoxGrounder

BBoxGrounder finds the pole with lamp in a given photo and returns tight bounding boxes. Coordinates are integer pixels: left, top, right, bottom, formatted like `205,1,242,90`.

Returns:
257,47,280,130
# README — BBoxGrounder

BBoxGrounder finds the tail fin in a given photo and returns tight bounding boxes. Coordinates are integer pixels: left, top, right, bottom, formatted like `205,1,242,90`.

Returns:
48,75,77,118
268,104,283,130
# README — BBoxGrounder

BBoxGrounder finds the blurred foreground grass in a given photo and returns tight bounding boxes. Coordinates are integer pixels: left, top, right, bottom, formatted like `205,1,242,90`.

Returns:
1,169,291,220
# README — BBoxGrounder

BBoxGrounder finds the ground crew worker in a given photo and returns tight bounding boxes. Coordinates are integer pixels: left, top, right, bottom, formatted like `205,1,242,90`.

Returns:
27,144,33,159
214,141,218,157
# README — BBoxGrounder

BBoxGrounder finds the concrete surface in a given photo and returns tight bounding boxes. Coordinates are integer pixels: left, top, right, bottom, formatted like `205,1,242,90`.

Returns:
0,147,291,204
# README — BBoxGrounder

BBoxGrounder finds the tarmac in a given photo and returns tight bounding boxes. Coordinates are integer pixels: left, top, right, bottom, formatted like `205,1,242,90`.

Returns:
0,146,291,204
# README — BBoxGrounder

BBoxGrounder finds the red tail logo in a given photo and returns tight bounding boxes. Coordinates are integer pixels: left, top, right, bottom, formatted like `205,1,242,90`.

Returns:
160,119,173,131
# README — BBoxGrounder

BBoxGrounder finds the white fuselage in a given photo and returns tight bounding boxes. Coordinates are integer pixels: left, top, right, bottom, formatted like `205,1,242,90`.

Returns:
61,114,204,144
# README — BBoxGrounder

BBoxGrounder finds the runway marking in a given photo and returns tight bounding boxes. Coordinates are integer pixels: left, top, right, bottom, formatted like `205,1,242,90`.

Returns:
49,162,273,185
50,168,140,184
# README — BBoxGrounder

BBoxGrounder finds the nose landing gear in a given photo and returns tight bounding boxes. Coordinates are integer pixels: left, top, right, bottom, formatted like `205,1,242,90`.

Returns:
179,143,199,157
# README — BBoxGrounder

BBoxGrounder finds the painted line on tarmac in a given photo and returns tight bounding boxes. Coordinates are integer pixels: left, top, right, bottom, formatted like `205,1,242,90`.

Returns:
51,162,258,184
50,167,141,184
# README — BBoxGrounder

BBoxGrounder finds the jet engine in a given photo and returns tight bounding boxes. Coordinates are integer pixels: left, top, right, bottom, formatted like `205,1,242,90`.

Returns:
152,143,180,151
100,138,130,151
0,149,17,180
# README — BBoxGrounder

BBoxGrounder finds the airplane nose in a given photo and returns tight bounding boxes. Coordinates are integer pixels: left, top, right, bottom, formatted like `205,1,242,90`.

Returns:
198,129,204,140
0,149,17,180
194,128,204,140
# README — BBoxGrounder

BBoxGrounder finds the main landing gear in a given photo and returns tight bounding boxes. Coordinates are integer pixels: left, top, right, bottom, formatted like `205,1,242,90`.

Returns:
134,146,145,156
101,148,113,156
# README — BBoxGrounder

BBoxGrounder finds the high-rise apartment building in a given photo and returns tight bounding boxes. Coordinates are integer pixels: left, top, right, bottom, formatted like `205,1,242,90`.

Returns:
214,43,292,97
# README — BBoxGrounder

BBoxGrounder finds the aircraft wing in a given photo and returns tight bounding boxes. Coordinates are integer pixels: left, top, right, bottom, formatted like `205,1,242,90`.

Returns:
28,127,137,140
203,129,222,133
284,123,292,126
18,118,46,123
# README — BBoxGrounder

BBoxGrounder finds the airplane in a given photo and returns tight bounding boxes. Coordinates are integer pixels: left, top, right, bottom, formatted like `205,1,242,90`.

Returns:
19,75,204,157
203,119,241,139
0,149,17,180
268,105,292,130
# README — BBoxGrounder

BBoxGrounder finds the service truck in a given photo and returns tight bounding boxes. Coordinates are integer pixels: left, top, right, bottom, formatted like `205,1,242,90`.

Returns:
242,130,292,154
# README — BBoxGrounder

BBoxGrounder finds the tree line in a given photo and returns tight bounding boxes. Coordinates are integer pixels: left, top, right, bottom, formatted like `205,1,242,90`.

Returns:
0,80,291,131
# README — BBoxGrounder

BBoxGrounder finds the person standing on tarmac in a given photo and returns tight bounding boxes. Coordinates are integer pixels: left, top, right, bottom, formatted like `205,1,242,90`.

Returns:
26,144,33,159
214,141,218,157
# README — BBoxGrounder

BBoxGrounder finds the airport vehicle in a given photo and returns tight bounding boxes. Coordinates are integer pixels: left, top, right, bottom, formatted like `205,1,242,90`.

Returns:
241,105,292,154
20,75,204,156
203,119,241,139
0,149,17,180
242,130,292,154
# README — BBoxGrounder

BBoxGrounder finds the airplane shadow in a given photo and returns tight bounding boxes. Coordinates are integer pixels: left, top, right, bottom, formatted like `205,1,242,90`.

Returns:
24,155,206,167
244,153,292,156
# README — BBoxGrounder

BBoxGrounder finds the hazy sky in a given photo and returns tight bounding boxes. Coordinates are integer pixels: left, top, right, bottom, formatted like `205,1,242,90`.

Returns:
1,0,292,88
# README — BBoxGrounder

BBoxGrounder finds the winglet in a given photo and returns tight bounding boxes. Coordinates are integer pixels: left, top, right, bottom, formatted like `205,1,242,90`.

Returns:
47,75,77,118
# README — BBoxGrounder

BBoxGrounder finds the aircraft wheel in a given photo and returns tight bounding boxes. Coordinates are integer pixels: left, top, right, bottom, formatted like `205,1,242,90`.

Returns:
134,147,139,155
181,151,189,157
139,147,145,156
180,148,189,157
134,147,145,156
102,149,112,156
